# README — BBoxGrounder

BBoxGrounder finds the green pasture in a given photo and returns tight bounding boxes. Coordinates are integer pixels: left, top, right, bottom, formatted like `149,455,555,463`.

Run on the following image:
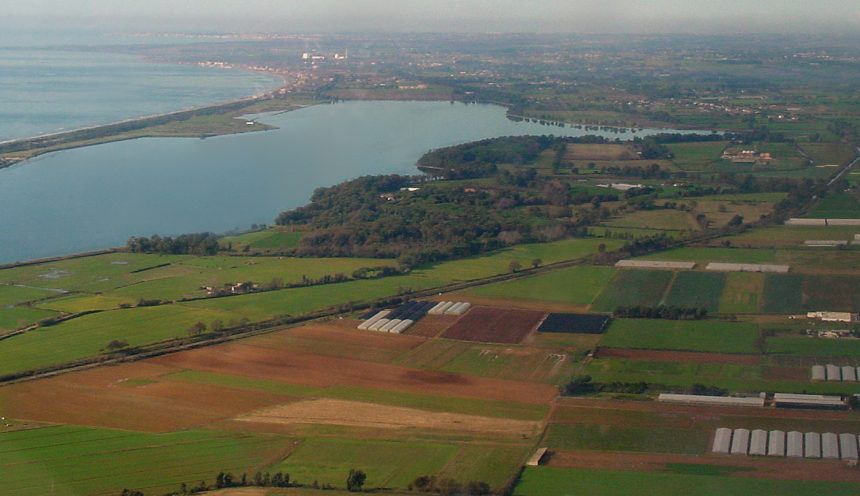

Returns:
543,423,708,455
592,270,673,311
661,271,725,313
718,272,764,314
462,265,616,306
0,426,288,496
513,467,860,496
638,247,776,264
0,304,239,377
602,210,697,231
273,438,458,489
220,229,304,251
807,193,860,219
599,319,759,354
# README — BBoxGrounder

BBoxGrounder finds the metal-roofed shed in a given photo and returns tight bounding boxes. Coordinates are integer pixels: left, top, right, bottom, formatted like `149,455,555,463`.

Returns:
731,428,750,455
811,365,826,381
768,430,785,457
826,364,842,381
658,394,764,407
805,432,821,458
840,434,859,460
822,433,840,459
749,429,768,456
842,366,857,382
787,431,804,458
713,428,732,454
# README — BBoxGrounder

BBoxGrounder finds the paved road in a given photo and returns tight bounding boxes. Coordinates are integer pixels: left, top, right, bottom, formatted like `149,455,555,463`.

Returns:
828,147,860,187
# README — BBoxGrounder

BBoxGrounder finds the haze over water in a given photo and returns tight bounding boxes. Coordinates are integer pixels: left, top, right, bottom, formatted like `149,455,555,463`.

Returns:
0,47,282,142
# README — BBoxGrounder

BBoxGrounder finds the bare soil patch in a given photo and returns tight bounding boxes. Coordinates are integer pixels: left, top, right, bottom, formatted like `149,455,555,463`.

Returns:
547,449,860,483
405,314,458,338
151,342,556,405
237,399,539,437
441,307,546,344
596,348,759,365
0,362,290,432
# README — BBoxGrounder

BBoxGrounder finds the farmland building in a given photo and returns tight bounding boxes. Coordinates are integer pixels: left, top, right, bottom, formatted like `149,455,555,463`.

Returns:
705,262,790,273
768,430,786,457
749,429,768,456
712,428,733,454
822,433,840,459
827,364,842,381
658,394,764,407
827,219,860,226
786,218,827,226
804,240,849,247
390,319,413,334
843,366,857,382
787,431,804,458
807,311,858,323
444,302,464,315
428,301,451,315
811,365,826,381
526,447,548,466
773,393,847,410
805,432,821,458
451,302,472,315
731,429,750,455
368,318,389,331
358,310,390,330
614,260,696,270
380,319,402,332
839,434,859,460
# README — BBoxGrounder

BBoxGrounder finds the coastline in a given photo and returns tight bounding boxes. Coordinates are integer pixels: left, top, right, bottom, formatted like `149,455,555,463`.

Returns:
0,91,318,169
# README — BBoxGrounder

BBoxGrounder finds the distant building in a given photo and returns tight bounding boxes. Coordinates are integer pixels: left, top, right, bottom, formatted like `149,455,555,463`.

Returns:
807,311,858,323
722,149,772,165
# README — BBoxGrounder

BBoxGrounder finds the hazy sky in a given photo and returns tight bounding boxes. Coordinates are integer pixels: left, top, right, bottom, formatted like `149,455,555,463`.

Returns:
4,0,860,34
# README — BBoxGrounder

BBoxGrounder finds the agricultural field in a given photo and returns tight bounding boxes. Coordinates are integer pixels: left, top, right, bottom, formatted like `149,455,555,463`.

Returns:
718,272,765,314
598,319,760,354
461,265,616,307
0,237,620,378
666,141,727,170
661,271,725,312
807,193,860,219
220,229,304,252
602,209,699,231
441,307,546,344
514,467,860,496
0,426,289,496
565,143,640,161
591,270,674,311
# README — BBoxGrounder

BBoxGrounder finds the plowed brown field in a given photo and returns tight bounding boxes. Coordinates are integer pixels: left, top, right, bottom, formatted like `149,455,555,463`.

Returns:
441,307,545,344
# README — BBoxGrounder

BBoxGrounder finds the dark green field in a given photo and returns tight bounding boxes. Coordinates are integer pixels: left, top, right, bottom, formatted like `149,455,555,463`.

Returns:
661,271,725,313
592,270,674,311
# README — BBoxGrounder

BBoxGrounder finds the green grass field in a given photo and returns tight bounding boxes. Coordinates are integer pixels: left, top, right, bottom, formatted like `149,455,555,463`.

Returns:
661,271,725,313
0,306,58,331
462,265,616,306
718,272,764,314
807,193,860,219
592,270,674,311
761,274,805,314
766,336,860,358
0,426,288,496
513,467,860,496
599,319,759,354
666,142,727,170
602,210,697,231
638,247,776,264
220,229,304,252
543,423,709,454
274,438,457,489
0,304,240,377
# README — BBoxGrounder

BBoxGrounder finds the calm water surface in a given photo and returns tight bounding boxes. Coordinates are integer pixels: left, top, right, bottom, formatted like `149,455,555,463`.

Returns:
0,101,679,263
0,48,282,142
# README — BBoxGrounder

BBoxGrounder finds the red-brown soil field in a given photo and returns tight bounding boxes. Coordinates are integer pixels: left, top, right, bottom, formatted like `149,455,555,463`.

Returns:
441,307,546,344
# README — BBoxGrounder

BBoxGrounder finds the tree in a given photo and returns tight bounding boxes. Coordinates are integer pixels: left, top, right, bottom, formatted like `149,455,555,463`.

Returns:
508,260,522,273
105,339,129,352
531,258,542,268
346,469,367,492
187,321,207,337
466,481,492,495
